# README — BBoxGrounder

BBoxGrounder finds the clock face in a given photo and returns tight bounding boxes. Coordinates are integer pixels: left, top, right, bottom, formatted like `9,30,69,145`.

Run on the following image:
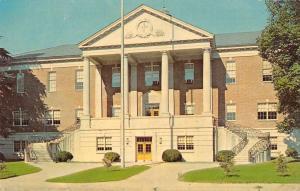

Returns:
137,20,153,38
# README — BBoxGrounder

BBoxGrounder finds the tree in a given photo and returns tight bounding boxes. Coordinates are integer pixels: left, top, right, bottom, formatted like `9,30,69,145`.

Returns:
276,153,288,176
0,46,52,137
257,0,300,133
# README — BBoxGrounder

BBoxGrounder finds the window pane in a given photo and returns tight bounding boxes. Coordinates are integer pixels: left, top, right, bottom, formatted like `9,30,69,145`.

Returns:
226,104,236,121
48,72,56,92
112,106,121,117
97,137,104,151
17,73,25,93
186,136,194,150
185,104,194,115
75,70,83,90
177,136,185,150
14,141,21,152
105,137,112,151
226,62,236,84
185,63,194,81
112,67,120,87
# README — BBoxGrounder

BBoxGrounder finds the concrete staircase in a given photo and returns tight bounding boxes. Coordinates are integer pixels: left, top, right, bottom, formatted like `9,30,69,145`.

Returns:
234,137,259,164
31,143,53,162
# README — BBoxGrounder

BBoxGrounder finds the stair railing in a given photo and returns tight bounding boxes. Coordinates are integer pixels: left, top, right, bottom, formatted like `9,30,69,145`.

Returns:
25,143,37,162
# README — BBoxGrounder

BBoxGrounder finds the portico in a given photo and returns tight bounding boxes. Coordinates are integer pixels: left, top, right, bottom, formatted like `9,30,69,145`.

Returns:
75,5,215,162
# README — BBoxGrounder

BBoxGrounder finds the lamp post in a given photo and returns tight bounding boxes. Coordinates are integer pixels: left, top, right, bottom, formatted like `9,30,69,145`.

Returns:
120,0,126,168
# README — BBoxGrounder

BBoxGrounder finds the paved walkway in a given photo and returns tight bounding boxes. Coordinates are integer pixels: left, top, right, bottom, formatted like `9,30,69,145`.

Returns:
1,162,300,191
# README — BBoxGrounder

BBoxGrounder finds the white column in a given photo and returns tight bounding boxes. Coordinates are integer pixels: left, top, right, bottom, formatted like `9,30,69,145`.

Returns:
95,65,103,118
169,62,174,115
130,63,138,117
83,57,90,117
124,55,129,116
160,51,169,116
202,48,212,114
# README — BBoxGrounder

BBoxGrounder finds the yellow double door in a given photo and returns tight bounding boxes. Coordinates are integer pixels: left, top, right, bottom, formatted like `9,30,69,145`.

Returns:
136,137,152,161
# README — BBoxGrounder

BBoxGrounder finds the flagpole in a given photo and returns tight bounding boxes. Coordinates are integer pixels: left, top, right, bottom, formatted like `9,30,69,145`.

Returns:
120,0,126,168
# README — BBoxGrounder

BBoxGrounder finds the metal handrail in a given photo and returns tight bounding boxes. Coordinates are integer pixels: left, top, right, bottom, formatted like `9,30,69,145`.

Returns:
248,139,270,162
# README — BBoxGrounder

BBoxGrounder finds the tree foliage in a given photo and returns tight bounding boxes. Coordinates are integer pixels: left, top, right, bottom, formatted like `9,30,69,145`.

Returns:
0,47,51,137
258,0,300,133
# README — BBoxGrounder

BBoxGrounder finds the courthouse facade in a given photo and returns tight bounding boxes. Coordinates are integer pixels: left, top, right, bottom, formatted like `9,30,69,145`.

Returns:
0,5,298,162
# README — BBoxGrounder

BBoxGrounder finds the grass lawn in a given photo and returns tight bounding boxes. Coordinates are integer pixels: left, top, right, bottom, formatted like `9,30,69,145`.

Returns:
181,160,300,183
47,165,150,183
0,162,41,179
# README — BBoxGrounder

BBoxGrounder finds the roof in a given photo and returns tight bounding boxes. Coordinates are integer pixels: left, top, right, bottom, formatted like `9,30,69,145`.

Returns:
215,31,261,48
13,31,261,60
13,44,81,60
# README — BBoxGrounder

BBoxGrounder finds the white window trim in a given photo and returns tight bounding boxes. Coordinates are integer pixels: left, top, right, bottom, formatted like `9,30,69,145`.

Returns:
112,65,121,88
75,69,83,90
45,109,61,126
96,136,112,152
225,61,236,85
184,62,195,83
257,102,278,121
16,72,25,93
111,105,121,117
144,62,160,86
184,102,195,115
48,71,57,92
226,104,236,121
177,136,194,151
262,61,273,83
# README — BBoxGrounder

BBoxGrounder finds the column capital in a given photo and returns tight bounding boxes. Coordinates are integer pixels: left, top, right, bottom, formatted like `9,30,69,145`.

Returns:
203,47,211,52
161,50,168,55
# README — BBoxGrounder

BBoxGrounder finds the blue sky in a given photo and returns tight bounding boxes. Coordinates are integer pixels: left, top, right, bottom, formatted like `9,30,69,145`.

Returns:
0,0,269,54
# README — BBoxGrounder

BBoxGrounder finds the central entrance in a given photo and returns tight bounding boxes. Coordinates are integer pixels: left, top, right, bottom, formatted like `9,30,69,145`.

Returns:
136,137,152,161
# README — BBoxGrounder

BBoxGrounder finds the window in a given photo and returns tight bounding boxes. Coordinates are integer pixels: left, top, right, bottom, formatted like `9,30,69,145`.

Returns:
45,110,61,125
144,103,159,116
97,137,112,151
14,140,26,152
75,70,83,90
270,136,278,150
177,136,194,150
12,109,29,126
112,65,120,88
225,61,236,84
184,103,195,115
184,63,194,83
112,106,121,117
226,104,236,121
257,103,277,120
16,72,25,93
48,72,56,92
145,63,160,86
75,109,83,124
262,61,273,82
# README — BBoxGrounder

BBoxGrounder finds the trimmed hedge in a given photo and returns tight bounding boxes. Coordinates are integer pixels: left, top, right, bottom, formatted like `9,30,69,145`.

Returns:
285,147,298,158
216,150,235,162
162,149,182,162
56,151,73,162
104,152,120,162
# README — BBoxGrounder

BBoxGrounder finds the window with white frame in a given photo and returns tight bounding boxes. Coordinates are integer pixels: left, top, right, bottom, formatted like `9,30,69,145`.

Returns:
14,140,26,152
45,110,61,125
48,72,56,92
177,136,194,150
16,72,25,93
257,103,277,120
270,136,278,150
112,106,121,117
145,63,160,86
96,137,112,151
184,63,194,83
226,104,236,121
112,65,120,88
262,61,273,82
225,61,236,84
75,70,83,90
12,109,29,126
75,109,83,124
184,103,195,115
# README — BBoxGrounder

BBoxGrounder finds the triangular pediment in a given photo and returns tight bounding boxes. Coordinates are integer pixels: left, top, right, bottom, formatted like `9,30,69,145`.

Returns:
79,5,213,48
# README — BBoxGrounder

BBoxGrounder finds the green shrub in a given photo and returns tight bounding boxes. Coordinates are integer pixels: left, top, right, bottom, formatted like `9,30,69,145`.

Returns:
277,153,288,176
162,149,182,162
0,152,6,162
216,150,235,162
216,150,236,176
55,151,73,162
285,147,298,158
104,152,120,162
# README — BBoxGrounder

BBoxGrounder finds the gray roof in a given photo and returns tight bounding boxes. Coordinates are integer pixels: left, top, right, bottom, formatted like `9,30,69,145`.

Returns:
215,31,261,48
13,44,81,60
13,31,261,60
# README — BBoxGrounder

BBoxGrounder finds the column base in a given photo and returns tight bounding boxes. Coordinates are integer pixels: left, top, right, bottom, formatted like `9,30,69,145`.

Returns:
80,115,91,129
